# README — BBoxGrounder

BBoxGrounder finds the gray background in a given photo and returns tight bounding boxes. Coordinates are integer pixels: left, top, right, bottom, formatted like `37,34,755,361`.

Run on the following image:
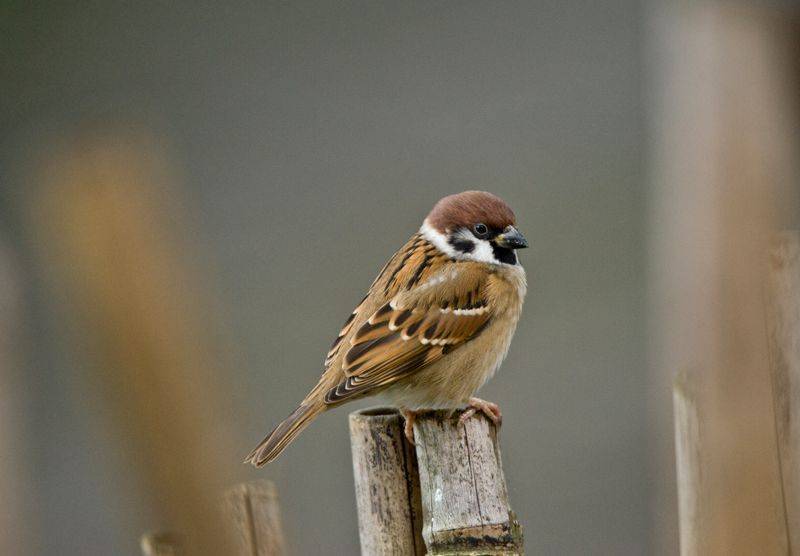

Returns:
1,1,647,554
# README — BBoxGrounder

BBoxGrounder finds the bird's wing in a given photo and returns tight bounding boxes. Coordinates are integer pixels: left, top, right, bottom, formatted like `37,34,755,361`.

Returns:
322,264,492,404
323,233,436,371
324,294,366,370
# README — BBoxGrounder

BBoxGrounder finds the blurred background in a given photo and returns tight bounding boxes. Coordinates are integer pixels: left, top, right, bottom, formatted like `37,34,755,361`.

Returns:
1,1,798,555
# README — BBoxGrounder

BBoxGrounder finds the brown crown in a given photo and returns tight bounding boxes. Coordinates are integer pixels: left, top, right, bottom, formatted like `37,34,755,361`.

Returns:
426,191,516,233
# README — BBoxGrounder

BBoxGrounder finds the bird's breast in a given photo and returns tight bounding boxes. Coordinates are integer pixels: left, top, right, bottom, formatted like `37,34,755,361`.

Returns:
383,264,526,409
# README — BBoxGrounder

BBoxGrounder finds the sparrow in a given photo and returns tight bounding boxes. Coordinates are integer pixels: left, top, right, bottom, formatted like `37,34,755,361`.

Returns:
246,191,528,467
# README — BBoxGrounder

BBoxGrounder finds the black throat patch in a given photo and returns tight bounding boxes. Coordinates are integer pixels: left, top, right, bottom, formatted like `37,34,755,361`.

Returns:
491,243,517,265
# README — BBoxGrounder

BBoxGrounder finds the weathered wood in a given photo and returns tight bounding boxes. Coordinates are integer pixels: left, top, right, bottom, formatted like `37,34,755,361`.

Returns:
349,408,425,556
673,371,705,556
413,411,523,555
767,231,800,552
224,479,287,556
140,532,182,555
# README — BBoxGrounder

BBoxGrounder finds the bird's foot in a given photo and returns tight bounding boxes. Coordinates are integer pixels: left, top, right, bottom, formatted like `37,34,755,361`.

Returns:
459,397,502,427
400,409,418,445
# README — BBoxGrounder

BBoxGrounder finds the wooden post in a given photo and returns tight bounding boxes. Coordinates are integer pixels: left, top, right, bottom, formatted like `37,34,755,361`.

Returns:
672,232,800,555
224,480,287,556
767,231,800,551
140,532,182,555
349,408,425,555
349,407,523,555
672,371,705,556
413,411,523,555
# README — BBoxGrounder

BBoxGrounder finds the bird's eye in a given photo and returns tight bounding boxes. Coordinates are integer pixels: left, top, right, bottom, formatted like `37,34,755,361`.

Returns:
473,223,488,237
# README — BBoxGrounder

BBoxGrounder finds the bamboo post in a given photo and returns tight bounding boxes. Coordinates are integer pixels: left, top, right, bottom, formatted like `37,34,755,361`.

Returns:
672,231,800,555
767,231,800,551
140,532,182,555
27,130,238,554
223,480,287,556
349,407,523,555
413,411,523,555
650,4,799,553
349,408,425,555
672,371,705,556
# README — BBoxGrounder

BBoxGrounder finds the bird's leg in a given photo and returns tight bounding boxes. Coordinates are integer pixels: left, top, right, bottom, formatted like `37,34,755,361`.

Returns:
459,397,502,426
400,408,418,445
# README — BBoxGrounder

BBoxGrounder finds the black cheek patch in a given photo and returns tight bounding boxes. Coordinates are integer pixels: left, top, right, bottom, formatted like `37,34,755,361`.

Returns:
448,237,475,253
491,243,517,265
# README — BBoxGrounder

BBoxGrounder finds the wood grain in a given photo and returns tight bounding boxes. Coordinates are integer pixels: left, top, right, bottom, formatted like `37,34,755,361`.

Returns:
224,480,287,556
413,410,523,555
349,408,425,556
767,231,800,553
673,371,705,556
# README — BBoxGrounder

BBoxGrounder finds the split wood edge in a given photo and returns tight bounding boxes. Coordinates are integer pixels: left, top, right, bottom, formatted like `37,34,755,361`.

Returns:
672,370,704,556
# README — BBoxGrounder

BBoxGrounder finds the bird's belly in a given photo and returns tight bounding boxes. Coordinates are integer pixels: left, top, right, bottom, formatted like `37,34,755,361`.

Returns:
380,313,519,410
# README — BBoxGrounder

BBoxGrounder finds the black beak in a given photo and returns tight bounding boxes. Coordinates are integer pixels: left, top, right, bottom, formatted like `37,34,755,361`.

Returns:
495,226,529,249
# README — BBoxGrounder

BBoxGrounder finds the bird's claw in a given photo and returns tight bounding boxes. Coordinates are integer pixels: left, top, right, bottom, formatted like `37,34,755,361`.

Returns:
400,409,417,445
458,397,502,426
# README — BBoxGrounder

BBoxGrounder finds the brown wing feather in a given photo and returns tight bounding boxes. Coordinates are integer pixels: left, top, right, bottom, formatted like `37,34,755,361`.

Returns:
324,233,447,368
322,233,432,369
324,294,366,368
323,263,492,404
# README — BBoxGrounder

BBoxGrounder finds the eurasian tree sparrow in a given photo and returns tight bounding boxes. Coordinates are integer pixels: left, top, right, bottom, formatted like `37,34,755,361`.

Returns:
246,191,528,467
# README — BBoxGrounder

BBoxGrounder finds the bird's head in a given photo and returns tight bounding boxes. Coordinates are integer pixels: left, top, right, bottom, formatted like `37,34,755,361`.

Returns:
421,191,528,266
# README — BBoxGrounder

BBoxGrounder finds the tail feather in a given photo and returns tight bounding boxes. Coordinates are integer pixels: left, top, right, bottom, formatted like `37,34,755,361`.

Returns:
244,404,323,467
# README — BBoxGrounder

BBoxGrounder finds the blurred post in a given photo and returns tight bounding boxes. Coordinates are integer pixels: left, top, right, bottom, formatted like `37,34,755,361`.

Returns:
672,371,704,555
27,129,238,555
140,532,182,556
767,232,800,551
0,241,35,555
649,3,800,554
224,480,287,556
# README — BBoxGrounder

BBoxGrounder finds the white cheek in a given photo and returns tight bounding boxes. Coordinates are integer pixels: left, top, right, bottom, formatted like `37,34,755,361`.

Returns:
420,219,457,257
469,238,497,264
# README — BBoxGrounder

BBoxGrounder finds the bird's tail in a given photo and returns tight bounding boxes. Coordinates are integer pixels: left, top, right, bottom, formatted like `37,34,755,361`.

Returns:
244,403,324,467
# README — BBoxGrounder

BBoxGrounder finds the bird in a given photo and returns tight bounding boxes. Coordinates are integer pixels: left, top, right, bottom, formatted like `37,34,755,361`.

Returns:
245,190,528,467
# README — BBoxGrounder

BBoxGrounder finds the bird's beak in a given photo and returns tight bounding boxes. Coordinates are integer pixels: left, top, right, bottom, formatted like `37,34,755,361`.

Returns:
495,226,529,249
